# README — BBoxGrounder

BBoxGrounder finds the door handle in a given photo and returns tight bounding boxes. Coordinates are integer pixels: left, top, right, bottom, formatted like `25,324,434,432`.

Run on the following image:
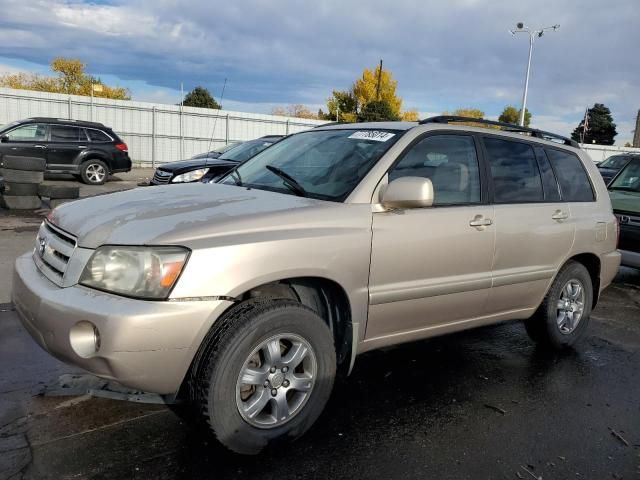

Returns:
34,145,47,149
77,145,87,149
469,215,493,227
551,210,569,221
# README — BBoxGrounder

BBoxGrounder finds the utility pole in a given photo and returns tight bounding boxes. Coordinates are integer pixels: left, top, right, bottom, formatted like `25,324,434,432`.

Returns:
509,23,560,126
376,59,383,101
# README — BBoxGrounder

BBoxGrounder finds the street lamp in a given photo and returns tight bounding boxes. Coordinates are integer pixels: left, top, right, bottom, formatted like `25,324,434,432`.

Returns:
509,22,560,126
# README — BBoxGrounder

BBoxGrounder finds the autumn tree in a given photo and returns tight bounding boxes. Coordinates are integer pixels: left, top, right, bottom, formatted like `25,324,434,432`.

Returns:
498,105,531,127
271,104,318,119
320,90,358,122
322,64,418,123
446,108,485,119
0,57,130,100
182,86,221,109
357,100,400,122
571,103,617,145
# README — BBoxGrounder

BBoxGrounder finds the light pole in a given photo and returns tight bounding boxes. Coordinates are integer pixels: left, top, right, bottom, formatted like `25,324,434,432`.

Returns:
509,22,560,126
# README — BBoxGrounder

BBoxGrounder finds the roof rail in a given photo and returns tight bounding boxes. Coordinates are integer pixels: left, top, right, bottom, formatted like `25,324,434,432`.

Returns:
27,117,106,128
419,115,580,148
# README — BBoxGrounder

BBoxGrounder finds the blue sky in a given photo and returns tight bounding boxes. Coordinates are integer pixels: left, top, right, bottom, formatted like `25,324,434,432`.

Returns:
0,0,638,143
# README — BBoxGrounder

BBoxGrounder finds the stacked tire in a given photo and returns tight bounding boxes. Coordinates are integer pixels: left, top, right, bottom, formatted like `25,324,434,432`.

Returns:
0,156,45,210
38,182,80,209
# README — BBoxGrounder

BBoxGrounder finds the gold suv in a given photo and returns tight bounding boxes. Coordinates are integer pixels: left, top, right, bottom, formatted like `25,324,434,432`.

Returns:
13,117,620,454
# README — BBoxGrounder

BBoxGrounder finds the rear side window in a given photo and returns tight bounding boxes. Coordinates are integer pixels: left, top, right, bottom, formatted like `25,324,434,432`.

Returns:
484,137,543,203
87,129,111,142
50,125,84,142
545,149,595,202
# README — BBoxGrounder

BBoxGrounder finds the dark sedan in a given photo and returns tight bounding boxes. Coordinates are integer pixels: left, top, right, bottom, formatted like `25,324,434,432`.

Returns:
597,154,639,184
150,136,282,185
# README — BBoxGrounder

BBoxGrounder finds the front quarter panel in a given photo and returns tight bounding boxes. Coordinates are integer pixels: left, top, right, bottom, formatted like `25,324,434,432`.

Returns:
170,203,374,349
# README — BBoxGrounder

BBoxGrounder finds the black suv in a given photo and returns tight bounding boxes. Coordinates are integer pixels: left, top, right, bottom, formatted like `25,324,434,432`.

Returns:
0,117,131,185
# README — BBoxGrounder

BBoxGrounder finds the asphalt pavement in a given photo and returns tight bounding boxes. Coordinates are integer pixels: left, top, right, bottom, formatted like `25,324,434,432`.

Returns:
1,269,639,480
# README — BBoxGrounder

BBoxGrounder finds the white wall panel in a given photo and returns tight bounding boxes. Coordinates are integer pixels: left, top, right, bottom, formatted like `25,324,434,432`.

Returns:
0,87,324,166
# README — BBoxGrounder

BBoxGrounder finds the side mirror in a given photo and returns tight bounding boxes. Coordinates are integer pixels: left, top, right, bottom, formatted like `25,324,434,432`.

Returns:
0,135,8,143
381,177,434,209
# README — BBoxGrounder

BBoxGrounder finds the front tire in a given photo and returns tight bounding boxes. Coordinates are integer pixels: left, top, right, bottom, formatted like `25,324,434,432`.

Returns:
80,159,108,185
524,261,593,349
196,298,336,455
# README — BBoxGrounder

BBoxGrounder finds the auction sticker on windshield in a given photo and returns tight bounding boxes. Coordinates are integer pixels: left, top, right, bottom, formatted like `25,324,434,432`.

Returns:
348,131,396,142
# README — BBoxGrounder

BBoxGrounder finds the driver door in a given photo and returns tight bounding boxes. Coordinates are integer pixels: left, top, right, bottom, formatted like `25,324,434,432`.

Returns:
366,134,495,344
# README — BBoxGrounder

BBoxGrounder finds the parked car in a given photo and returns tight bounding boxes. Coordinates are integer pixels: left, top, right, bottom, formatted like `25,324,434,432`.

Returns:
0,117,130,185
13,117,620,455
608,156,640,268
190,142,240,160
150,135,282,185
597,154,639,184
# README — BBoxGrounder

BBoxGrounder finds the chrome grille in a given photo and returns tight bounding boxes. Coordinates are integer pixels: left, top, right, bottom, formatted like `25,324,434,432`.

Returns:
34,220,77,284
152,169,172,184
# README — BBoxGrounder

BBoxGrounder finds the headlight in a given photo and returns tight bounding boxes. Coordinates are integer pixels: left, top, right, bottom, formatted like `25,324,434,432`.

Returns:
79,246,189,300
172,169,208,183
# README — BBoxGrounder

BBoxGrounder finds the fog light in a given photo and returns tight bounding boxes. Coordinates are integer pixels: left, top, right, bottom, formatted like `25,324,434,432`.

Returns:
69,321,100,358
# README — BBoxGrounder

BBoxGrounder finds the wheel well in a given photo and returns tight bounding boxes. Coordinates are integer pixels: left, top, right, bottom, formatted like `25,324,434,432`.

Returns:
567,253,601,308
81,156,110,172
238,277,353,374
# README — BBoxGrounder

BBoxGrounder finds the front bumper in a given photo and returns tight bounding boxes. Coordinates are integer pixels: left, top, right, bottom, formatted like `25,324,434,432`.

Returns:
12,253,232,394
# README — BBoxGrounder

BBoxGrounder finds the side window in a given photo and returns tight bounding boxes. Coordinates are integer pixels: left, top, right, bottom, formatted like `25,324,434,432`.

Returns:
534,146,561,202
389,135,481,205
545,149,595,202
50,125,83,142
4,124,46,142
87,129,111,142
484,137,544,203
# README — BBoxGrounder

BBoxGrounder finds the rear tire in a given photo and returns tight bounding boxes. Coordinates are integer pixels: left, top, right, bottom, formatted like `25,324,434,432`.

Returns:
80,160,108,185
194,298,336,455
524,261,593,349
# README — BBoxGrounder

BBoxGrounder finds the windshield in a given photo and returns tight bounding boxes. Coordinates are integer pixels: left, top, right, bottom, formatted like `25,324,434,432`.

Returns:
0,121,19,132
220,128,402,201
219,140,275,163
600,155,633,170
609,159,640,192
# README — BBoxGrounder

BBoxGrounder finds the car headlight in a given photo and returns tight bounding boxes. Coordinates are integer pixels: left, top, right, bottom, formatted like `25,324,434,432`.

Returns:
79,246,190,300
172,169,208,183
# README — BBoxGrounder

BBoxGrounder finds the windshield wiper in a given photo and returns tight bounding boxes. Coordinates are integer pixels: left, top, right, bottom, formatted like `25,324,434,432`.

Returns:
265,165,307,197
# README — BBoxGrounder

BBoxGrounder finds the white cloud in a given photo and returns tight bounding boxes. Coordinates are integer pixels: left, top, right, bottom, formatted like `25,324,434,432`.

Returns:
0,0,637,145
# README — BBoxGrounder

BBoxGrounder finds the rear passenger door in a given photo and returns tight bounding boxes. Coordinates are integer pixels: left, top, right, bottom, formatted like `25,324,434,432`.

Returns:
46,125,87,171
482,136,574,315
544,147,600,259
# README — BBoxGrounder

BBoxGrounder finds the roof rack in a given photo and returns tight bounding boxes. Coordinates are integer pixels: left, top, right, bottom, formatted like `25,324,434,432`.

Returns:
419,115,580,148
28,117,106,128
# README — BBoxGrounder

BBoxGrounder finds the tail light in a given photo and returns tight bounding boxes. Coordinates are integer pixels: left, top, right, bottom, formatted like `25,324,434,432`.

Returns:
115,143,128,152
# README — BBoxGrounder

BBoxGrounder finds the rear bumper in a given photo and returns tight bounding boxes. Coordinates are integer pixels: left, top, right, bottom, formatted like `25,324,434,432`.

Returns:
12,253,232,394
600,250,622,290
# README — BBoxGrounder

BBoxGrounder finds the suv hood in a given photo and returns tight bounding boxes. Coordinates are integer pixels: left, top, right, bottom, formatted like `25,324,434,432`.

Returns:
49,183,355,249
609,189,640,214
